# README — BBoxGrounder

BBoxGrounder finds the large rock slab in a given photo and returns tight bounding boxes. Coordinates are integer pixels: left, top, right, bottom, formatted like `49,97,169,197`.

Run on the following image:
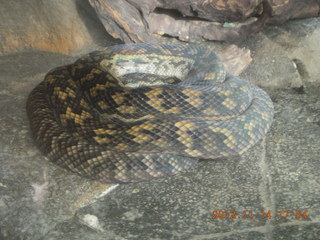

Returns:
0,0,109,55
88,0,320,43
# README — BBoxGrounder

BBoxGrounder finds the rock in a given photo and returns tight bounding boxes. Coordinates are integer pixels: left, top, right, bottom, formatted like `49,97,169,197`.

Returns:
240,17,320,88
0,0,109,55
88,0,158,43
288,22,320,84
1,0,318,56
268,0,320,24
89,0,320,43
217,45,252,76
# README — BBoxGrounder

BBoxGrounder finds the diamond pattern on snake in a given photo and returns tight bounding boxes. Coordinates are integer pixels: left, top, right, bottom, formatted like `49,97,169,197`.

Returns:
26,43,274,183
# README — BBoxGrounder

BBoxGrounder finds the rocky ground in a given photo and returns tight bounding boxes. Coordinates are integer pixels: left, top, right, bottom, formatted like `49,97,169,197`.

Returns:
0,13,319,240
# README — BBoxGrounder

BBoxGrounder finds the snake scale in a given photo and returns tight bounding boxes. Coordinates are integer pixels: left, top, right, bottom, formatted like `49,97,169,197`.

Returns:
26,43,274,183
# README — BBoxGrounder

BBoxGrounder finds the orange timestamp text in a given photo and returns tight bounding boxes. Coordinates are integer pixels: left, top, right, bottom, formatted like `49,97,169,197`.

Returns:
211,210,308,220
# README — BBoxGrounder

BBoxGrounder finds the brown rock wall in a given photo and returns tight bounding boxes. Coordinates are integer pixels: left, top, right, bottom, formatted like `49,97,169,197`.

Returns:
89,0,320,43
0,0,107,55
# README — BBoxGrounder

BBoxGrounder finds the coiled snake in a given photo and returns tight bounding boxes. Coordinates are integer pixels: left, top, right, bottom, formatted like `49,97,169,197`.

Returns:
26,43,274,183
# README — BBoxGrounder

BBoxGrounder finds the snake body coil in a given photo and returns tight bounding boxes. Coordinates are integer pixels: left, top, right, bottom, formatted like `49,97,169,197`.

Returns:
26,43,274,183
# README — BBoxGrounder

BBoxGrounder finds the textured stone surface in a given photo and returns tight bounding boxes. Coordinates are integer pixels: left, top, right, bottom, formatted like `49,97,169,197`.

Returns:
89,0,320,43
0,51,114,239
0,0,110,55
89,0,271,43
0,17,320,240
1,0,318,56
240,17,320,87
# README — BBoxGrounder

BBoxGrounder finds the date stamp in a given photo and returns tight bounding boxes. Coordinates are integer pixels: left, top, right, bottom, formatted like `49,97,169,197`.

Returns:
211,210,309,220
